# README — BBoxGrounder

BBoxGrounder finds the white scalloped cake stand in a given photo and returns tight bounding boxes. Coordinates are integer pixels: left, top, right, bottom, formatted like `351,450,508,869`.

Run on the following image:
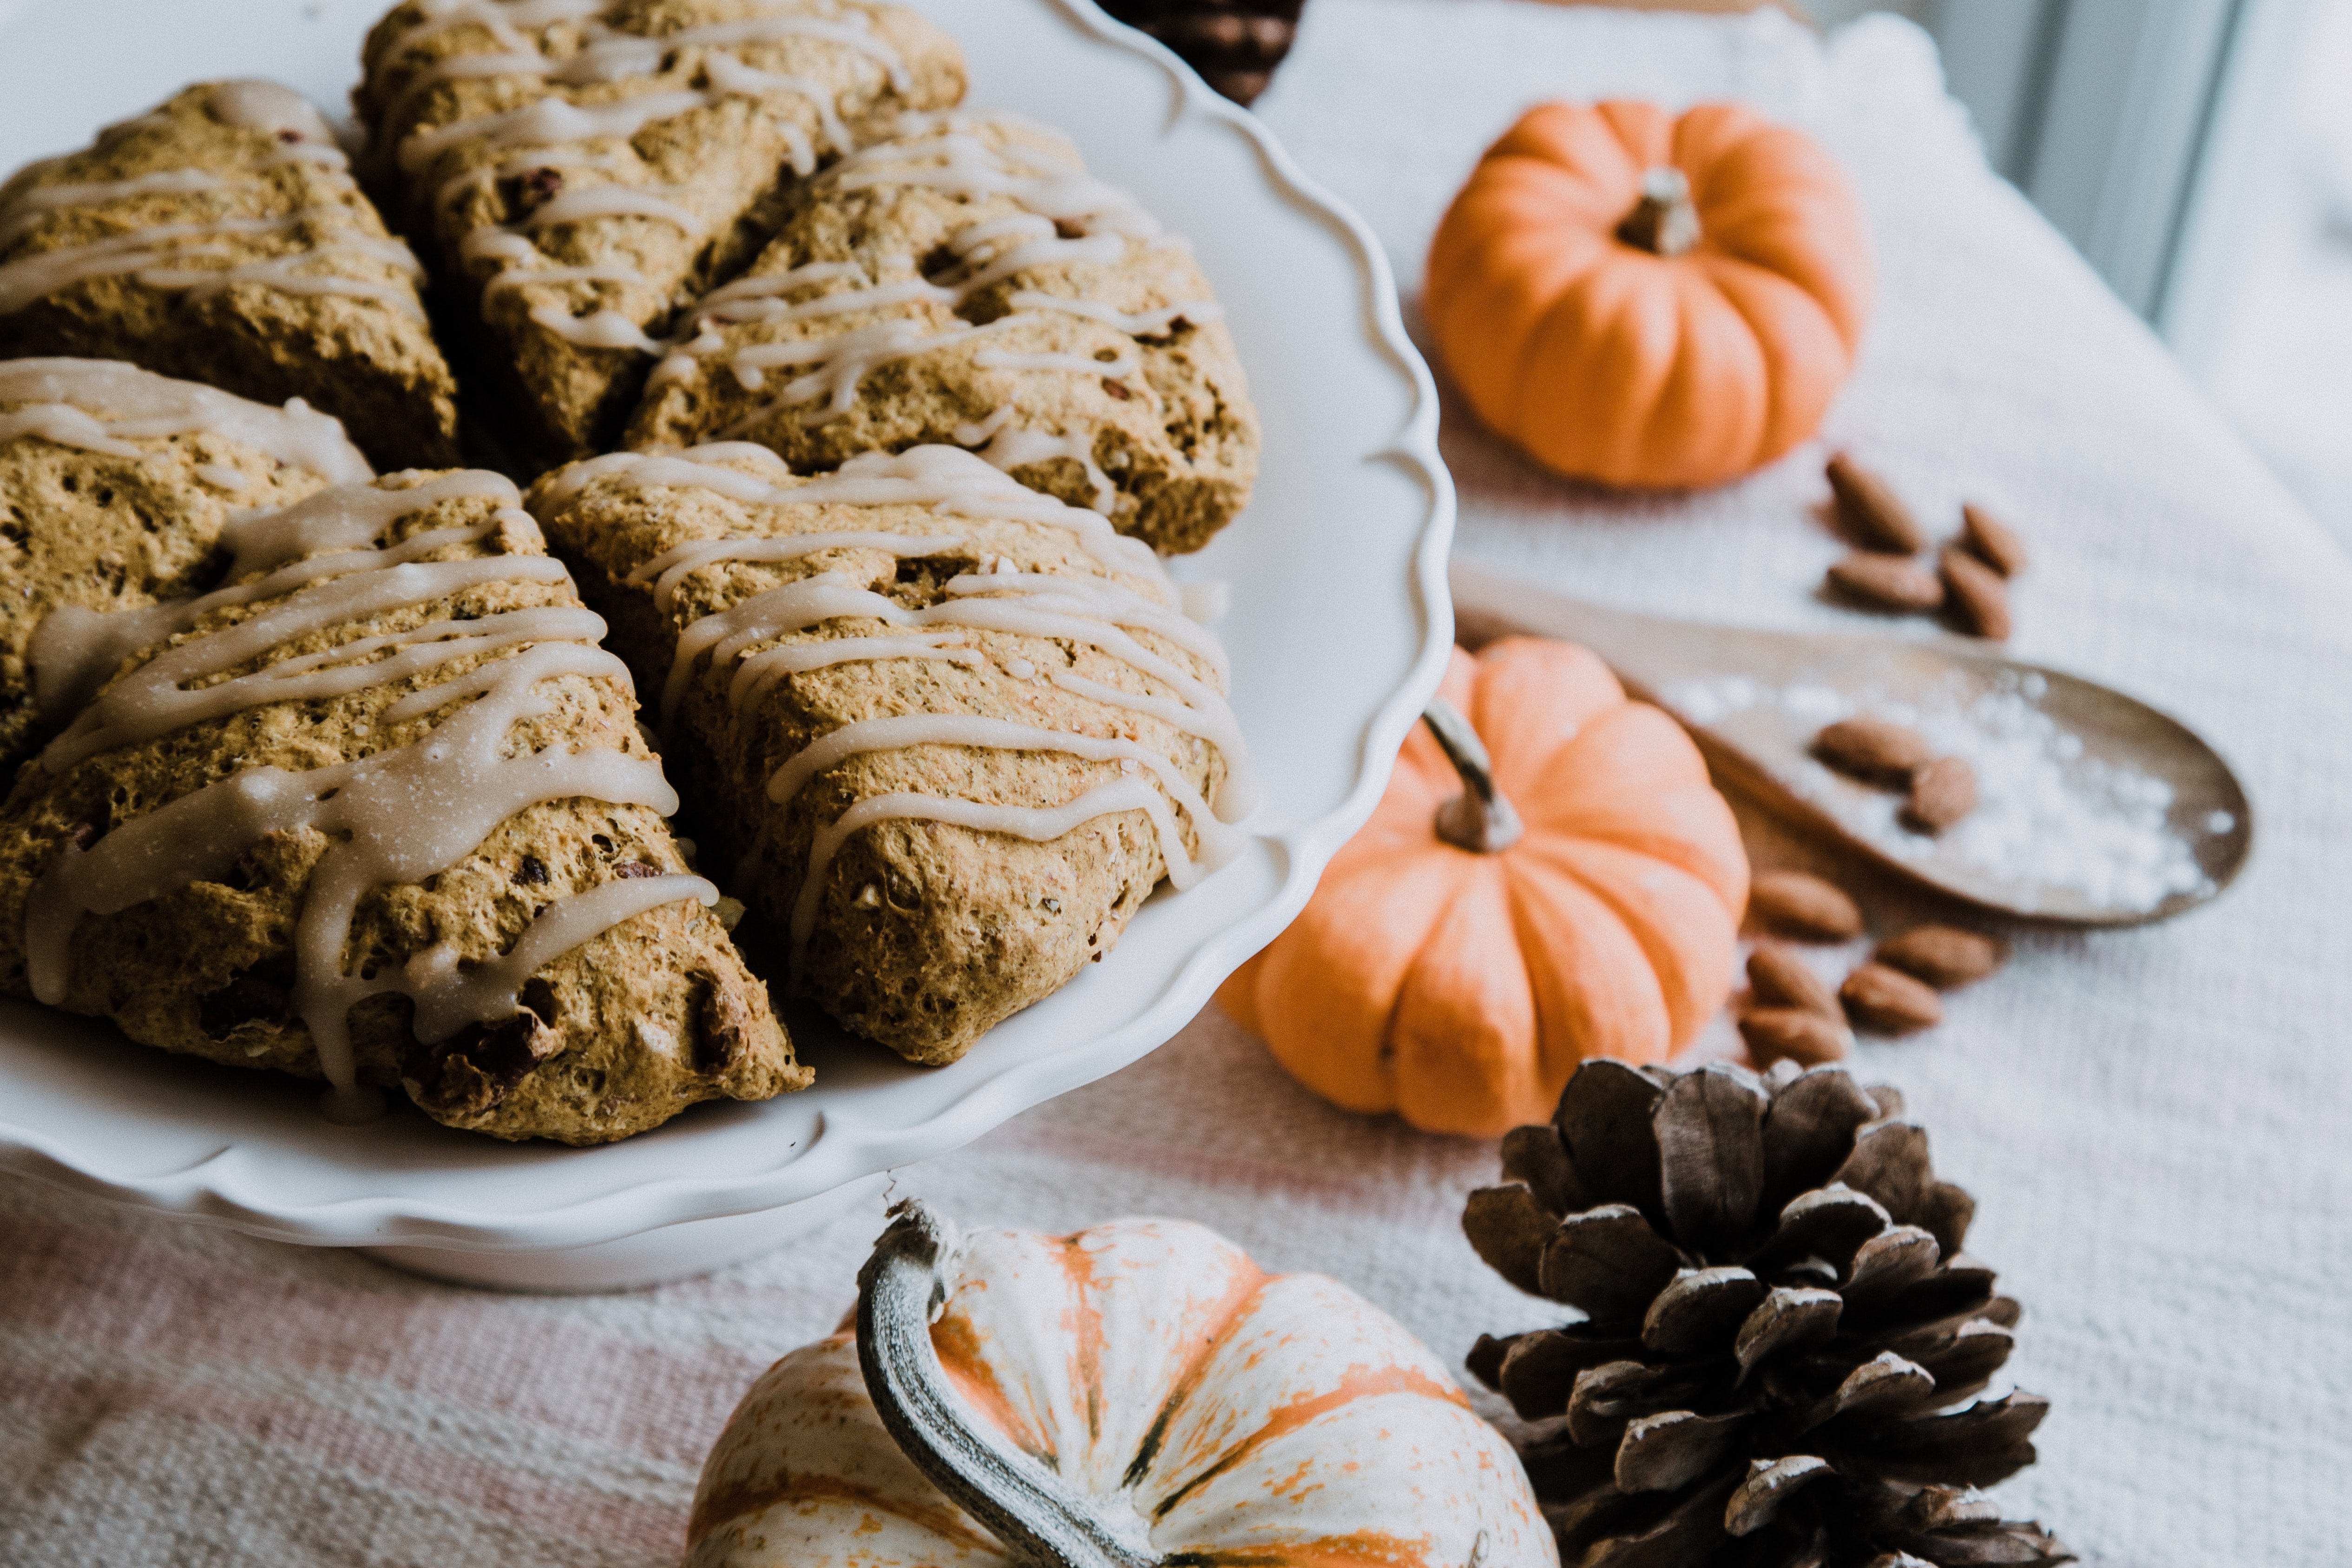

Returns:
0,0,1454,1288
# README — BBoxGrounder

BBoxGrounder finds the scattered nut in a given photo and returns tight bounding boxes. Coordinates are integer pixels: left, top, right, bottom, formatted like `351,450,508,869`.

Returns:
1939,545,2012,639
1875,925,2008,989
1740,1005,1853,1068
1813,717,1934,784
1959,503,2029,577
1826,453,1925,553
1749,870,1864,942
1748,944,1842,1016
1827,551,1944,614
1840,961,1945,1034
1903,755,1978,833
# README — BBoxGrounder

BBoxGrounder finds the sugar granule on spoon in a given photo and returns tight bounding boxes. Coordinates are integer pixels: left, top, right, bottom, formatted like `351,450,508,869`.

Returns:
1667,668,2214,914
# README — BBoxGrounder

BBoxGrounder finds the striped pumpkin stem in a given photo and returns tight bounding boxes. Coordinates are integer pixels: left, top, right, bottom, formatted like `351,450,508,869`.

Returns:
856,1200,1163,1568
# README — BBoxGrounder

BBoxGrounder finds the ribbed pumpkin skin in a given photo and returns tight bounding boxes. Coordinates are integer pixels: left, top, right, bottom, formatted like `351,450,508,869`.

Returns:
683,1218,1557,1568
1426,100,1871,490
1219,638,1748,1138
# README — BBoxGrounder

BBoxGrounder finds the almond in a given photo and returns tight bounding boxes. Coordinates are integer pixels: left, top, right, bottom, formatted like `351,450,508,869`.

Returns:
1903,754,1978,833
1826,453,1925,553
1840,961,1944,1034
1813,717,1933,784
1939,545,2012,638
1875,925,2008,988
1747,944,1842,1015
1827,551,1944,614
1959,503,2029,577
1739,1005,1853,1069
1749,870,1864,942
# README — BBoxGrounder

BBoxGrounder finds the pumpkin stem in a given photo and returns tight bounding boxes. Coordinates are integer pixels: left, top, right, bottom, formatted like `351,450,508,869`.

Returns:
857,1201,1162,1568
1424,699,1524,854
1616,166,1700,257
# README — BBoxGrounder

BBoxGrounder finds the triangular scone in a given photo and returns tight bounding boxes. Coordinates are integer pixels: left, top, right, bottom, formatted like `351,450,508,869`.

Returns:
532,444,1254,1065
625,112,1258,554
357,0,966,464
0,358,373,780
0,84,459,471
0,467,804,1143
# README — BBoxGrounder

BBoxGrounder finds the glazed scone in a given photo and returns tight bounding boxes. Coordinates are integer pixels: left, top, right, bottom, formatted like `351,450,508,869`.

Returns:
0,83,459,471
531,443,1254,1064
0,358,373,781
0,466,805,1142
628,111,1259,555
357,0,966,463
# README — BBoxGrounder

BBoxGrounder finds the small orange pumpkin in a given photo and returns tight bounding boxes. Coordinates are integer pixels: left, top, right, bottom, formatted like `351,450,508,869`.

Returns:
1426,100,1871,490
1219,637,1748,1138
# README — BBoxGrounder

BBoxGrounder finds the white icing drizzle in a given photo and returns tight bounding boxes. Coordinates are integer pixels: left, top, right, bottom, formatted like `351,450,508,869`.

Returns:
0,97,427,321
729,631,979,708
953,407,1115,515
21,472,695,1114
974,346,1141,379
0,358,370,480
547,444,1256,975
1007,289,1222,336
381,1,913,345
0,170,232,247
399,89,711,174
722,314,1020,410
524,181,703,234
660,117,1202,443
627,527,969,610
432,148,624,216
133,243,427,316
529,302,664,349
272,142,356,171
483,260,647,296
207,80,337,142
401,872,713,1043
454,182,702,319
549,443,1160,576
194,462,250,491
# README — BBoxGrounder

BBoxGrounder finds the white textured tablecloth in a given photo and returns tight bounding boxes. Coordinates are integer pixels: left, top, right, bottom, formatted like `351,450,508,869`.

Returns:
5,7,2349,1566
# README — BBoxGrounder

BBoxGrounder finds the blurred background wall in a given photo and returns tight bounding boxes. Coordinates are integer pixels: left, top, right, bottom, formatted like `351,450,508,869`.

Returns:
1803,0,2352,545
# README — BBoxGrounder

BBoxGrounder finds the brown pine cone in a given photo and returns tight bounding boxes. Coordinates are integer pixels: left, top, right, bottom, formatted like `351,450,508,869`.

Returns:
1097,0,1307,105
1463,1059,2072,1568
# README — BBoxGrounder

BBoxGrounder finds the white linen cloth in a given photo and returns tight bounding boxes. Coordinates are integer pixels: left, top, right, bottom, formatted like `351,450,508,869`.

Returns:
2,7,2346,1566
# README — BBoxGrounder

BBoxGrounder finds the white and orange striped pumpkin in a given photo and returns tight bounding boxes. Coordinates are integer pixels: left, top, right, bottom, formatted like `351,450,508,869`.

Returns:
684,1206,1556,1568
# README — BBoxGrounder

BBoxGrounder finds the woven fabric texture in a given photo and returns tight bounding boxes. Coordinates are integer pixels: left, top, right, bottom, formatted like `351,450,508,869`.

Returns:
4,7,2348,1566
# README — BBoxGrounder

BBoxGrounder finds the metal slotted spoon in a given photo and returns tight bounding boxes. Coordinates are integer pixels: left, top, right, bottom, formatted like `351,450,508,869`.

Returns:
1450,563,2252,927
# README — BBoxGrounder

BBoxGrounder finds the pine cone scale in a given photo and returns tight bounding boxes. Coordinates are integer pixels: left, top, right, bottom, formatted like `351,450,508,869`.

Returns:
1725,1454,1833,1536
1541,1203,1685,1318
1746,1184,1891,1278
1465,1180,1558,1295
1505,1120,1587,1212
1657,1063,1770,1248
1759,1068,1882,1204
1845,1226,1945,1306
1643,1265,1768,1355
1558,1059,1671,1222
1734,1285,1843,1376
1616,1407,1748,1494
1498,1328,1641,1418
